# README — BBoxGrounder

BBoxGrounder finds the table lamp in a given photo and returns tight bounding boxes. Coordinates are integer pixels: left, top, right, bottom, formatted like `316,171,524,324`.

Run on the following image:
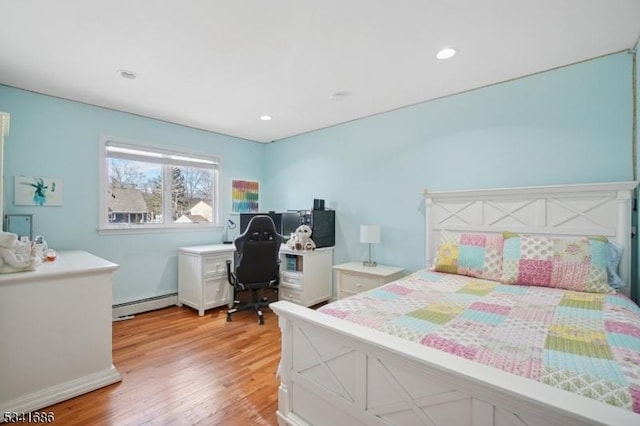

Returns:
223,219,236,244
360,225,380,267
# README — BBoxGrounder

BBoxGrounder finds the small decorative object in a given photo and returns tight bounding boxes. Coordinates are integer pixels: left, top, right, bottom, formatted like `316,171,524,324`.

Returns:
360,225,380,267
14,176,63,206
45,249,57,262
232,179,259,213
287,225,316,251
0,231,38,273
34,235,48,261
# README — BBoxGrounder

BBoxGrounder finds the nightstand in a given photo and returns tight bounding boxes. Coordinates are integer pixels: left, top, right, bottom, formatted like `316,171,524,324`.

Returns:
333,262,405,299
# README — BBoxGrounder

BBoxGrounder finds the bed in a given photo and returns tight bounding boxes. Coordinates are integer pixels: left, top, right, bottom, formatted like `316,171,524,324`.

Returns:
270,181,639,426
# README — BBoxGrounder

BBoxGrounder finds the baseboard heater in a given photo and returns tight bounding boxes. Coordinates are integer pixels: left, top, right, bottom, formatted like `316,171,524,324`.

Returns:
112,293,177,319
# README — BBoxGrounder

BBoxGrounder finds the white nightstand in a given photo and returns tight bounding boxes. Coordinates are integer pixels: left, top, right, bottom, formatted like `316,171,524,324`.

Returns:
333,262,405,299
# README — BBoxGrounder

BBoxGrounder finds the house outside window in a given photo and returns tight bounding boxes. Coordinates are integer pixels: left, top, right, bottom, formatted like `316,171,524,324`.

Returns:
99,135,219,232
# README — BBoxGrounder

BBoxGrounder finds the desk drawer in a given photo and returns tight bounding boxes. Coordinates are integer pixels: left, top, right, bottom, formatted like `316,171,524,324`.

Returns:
280,287,303,304
202,254,232,276
280,272,303,289
204,276,232,307
340,273,380,294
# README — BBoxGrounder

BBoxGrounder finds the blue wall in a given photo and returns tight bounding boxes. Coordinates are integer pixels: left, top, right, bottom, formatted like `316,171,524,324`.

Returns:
264,52,637,293
0,86,265,304
1,51,637,304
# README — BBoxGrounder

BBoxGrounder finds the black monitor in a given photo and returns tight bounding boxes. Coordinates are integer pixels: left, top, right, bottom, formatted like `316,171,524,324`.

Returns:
281,212,301,241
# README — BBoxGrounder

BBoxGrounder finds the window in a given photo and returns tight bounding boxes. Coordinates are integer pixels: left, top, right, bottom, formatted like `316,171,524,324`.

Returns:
99,136,219,232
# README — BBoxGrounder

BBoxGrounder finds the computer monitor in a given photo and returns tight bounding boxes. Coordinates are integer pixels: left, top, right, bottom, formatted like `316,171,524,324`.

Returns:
281,212,301,241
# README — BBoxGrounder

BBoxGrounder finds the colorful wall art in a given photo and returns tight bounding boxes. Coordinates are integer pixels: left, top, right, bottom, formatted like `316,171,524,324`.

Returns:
232,179,259,213
14,176,64,206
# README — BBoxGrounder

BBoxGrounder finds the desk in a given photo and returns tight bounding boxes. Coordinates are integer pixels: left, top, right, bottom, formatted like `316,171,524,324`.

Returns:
178,244,236,316
178,244,335,313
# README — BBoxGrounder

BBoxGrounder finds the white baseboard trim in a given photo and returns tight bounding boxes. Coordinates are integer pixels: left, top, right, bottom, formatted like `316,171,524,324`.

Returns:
0,365,121,414
112,294,177,318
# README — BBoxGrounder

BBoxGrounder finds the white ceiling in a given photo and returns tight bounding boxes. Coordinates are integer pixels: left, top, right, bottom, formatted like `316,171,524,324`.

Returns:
1,1,640,143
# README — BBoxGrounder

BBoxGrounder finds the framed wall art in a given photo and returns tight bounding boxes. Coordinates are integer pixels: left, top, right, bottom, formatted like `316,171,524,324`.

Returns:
14,176,63,206
232,179,259,213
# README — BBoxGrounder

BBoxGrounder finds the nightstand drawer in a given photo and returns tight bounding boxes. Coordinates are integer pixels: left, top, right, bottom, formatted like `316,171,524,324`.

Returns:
340,273,380,294
334,262,405,300
202,254,232,276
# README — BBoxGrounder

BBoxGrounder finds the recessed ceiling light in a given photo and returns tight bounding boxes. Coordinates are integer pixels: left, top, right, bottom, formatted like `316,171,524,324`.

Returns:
436,47,457,60
330,91,350,101
118,69,137,79
260,115,272,121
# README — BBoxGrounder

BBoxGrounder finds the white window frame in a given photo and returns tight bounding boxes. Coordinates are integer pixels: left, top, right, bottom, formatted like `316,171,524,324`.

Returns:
98,135,221,234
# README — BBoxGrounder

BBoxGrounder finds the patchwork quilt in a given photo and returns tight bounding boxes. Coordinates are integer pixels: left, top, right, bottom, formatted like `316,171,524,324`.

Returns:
318,270,640,413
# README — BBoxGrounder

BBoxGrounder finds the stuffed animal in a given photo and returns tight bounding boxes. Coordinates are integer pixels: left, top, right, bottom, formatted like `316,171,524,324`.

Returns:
0,232,38,273
287,224,316,251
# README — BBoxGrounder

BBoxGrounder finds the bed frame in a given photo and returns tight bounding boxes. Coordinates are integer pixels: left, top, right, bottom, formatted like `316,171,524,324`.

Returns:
270,181,639,426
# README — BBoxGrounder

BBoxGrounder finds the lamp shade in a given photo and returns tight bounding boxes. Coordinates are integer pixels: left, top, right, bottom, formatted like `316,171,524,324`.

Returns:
360,225,380,244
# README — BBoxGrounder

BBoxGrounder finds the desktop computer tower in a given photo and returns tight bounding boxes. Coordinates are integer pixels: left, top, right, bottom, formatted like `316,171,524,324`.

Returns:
301,209,335,248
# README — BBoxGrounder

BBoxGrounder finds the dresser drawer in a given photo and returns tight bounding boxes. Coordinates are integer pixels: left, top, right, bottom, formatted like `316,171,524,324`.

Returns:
340,272,380,294
202,254,232,276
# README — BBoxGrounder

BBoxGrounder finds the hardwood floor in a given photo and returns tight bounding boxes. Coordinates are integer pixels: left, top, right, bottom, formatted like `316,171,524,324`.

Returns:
43,304,282,425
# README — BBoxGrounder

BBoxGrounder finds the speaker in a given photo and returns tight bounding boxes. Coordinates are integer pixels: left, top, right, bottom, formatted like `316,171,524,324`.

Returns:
301,209,334,248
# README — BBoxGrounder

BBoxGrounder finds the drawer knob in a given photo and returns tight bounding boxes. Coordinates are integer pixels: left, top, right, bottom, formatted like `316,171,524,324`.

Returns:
356,283,362,288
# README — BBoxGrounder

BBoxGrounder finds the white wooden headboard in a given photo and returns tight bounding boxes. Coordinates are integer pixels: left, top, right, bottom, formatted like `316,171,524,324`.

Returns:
424,181,638,296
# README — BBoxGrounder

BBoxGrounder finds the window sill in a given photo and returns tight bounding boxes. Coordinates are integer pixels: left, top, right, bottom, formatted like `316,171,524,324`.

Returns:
98,223,222,235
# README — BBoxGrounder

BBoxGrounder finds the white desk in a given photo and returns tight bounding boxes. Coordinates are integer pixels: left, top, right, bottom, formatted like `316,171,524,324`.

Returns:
178,244,335,313
177,244,236,316
279,245,334,307
0,250,121,414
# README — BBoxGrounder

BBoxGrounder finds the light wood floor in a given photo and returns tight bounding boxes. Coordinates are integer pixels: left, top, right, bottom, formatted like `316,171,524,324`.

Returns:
43,303,282,425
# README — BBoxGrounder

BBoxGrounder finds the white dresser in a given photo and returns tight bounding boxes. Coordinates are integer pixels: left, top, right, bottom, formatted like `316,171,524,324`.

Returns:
0,250,121,414
177,244,235,316
279,246,334,307
334,262,405,299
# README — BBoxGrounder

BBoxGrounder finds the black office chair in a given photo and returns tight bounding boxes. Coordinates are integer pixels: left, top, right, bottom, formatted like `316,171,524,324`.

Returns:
226,215,281,325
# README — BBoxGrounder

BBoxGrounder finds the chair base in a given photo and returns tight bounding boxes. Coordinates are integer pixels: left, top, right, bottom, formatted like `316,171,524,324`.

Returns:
226,289,277,325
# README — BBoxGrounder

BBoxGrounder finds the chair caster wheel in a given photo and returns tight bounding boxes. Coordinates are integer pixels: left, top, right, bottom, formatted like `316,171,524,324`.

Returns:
258,316,264,325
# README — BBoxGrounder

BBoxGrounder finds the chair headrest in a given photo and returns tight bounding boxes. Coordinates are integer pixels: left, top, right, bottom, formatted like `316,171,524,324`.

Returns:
234,215,281,250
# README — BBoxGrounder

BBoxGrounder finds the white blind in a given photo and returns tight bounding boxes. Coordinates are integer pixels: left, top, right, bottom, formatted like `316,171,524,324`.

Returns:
105,140,219,169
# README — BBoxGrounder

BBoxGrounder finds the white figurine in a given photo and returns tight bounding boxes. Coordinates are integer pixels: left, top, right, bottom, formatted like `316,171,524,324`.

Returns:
0,232,38,273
